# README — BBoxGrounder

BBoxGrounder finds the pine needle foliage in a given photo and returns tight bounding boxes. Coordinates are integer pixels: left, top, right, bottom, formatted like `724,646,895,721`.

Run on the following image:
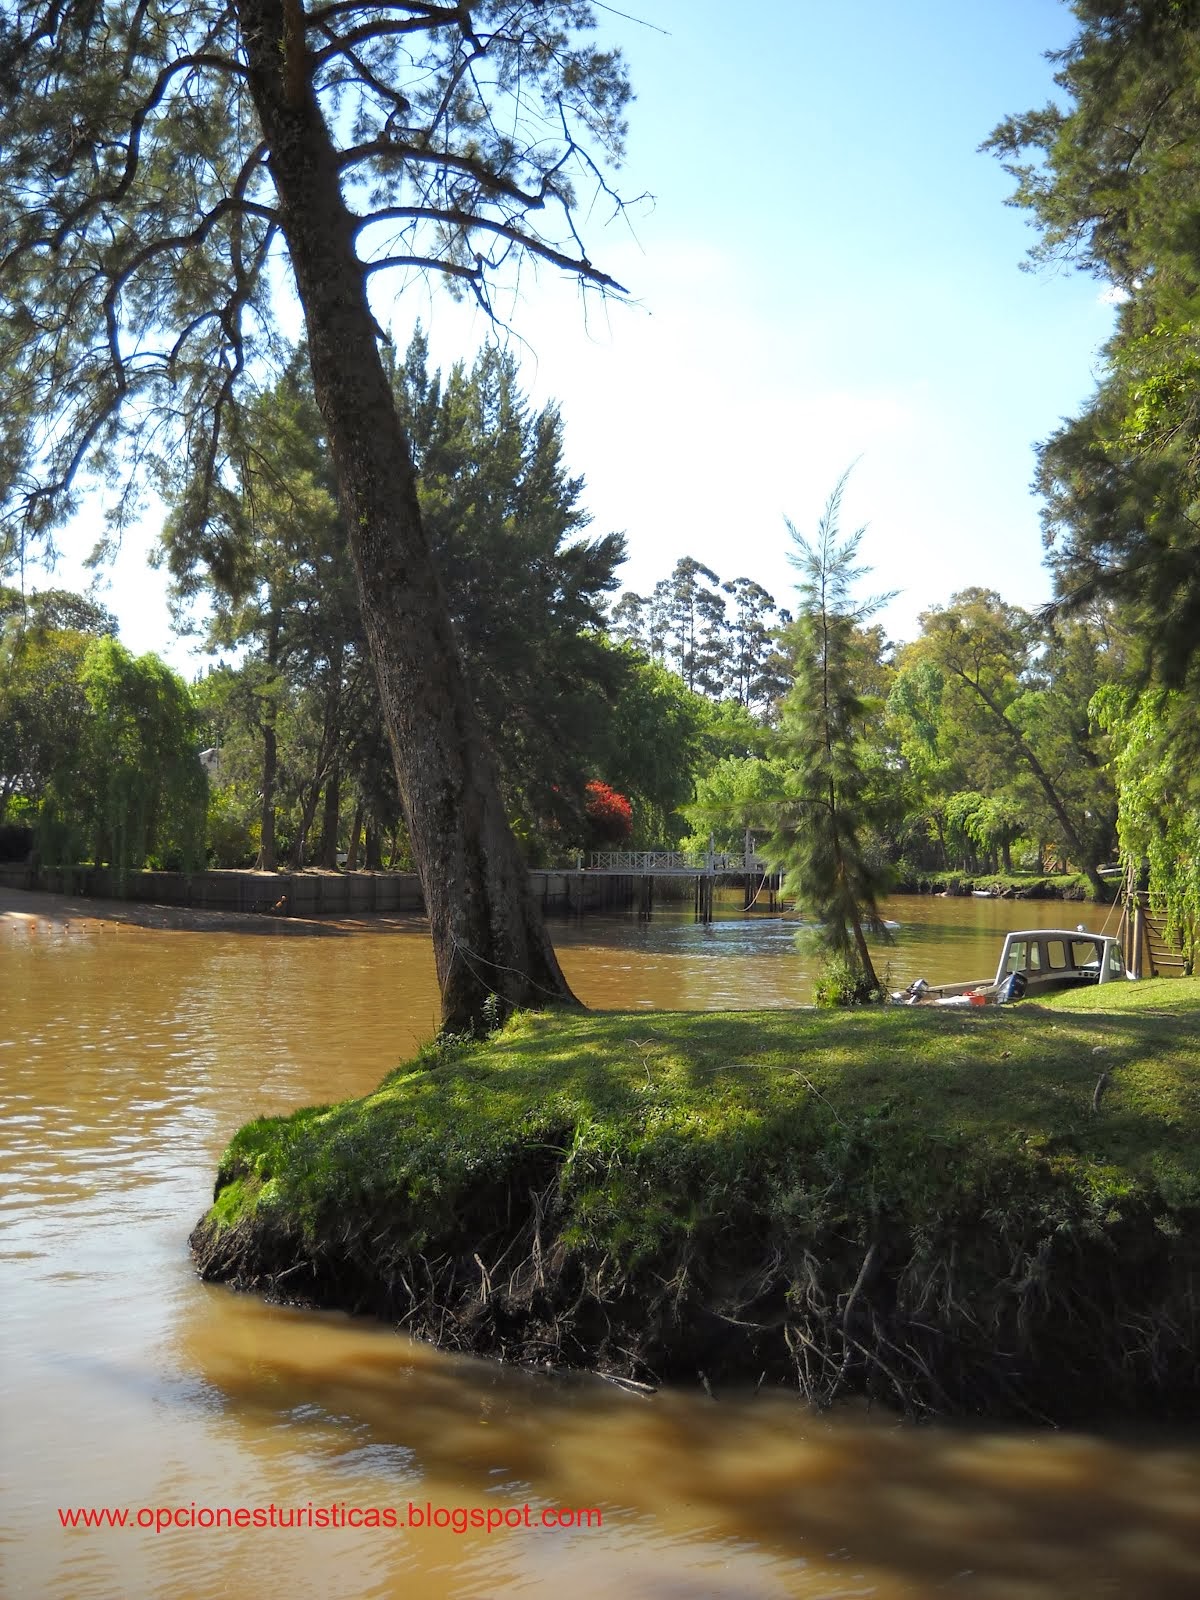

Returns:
770,474,894,1001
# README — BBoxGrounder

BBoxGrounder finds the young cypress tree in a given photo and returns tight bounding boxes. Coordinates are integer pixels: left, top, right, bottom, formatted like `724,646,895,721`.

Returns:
770,475,893,1002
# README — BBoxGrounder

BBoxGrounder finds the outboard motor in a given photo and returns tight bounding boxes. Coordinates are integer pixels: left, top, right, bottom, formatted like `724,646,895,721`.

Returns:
996,970,1028,1004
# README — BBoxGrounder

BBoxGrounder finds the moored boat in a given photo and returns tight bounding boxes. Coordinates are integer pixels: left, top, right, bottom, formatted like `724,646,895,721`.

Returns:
893,927,1132,1007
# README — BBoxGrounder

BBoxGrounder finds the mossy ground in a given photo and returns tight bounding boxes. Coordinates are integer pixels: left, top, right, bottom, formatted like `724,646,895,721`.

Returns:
192,978,1200,1420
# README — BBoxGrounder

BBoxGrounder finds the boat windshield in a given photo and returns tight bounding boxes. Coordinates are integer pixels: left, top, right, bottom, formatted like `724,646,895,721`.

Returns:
1069,938,1105,972
1005,940,1042,974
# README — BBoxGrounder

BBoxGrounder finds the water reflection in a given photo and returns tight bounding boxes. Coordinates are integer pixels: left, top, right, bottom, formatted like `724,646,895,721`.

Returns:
2,888,1187,1600
547,891,1114,1011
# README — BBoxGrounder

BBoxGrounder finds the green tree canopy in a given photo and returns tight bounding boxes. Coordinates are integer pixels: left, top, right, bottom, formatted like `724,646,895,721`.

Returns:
595,650,711,849
172,336,633,866
899,589,1116,894
0,607,90,824
1,0,635,1029
989,0,1200,685
1095,682,1199,970
0,587,118,638
395,333,628,843
164,348,361,869
610,562,791,713
4,626,207,871
72,639,208,872
682,754,784,855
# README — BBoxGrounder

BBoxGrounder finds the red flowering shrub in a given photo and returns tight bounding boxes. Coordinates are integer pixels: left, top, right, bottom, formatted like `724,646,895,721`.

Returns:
584,780,633,846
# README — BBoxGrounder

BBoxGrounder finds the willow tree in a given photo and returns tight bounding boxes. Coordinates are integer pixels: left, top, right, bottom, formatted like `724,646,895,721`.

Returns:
770,477,893,1002
0,2,633,1030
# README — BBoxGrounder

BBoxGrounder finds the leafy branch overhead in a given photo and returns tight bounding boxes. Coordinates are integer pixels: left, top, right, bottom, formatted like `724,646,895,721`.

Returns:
987,0,1200,688
990,0,1200,964
2,0,643,1031
0,0,637,564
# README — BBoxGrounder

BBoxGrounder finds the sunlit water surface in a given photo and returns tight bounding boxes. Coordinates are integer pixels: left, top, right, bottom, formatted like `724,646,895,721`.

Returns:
4,887,1197,1600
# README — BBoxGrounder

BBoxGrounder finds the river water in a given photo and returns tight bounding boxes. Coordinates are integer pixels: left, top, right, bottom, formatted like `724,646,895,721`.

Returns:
4,888,1199,1600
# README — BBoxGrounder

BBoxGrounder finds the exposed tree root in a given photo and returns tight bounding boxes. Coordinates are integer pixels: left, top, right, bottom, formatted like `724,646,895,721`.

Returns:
190,1163,1200,1422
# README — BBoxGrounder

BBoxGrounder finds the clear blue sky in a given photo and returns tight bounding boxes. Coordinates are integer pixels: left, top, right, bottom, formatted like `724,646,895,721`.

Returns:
37,0,1114,667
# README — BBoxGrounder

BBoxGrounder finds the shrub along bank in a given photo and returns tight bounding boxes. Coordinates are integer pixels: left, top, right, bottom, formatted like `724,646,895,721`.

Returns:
892,869,1101,900
191,980,1200,1421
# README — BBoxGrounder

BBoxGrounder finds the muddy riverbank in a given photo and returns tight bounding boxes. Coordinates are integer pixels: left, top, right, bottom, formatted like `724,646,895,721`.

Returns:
192,983,1200,1423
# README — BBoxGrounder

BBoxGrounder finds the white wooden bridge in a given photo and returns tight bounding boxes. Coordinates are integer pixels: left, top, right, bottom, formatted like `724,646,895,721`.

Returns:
585,848,772,876
553,837,780,921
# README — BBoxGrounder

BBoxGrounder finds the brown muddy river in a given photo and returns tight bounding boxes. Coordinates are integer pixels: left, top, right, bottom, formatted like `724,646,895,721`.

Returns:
4,887,1199,1599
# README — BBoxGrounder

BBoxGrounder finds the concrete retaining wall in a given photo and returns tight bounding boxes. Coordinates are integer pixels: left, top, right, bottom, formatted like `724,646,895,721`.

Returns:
0,863,764,920
0,863,424,915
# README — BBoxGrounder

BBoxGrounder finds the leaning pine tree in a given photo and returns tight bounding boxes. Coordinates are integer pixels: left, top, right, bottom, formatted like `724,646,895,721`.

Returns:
770,476,893,1003
0,1,635,1033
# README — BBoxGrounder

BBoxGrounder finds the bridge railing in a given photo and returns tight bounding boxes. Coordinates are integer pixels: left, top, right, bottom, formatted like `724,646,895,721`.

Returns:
585,850,773,874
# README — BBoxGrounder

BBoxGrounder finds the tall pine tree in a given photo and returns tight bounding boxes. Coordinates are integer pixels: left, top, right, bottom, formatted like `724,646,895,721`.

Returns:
769,476,893,1001
0,0,632,1032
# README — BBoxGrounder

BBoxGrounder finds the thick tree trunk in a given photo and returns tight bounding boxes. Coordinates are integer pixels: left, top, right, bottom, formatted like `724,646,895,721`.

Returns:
345,801,363,871
293,678,340,869
387,824,403,869
319,762,340,868
312,644,344,870
237,0,579,1030
256,721,278,872
849,905,880,995
256,612,281,872
289,777,322,868
934,815,948,869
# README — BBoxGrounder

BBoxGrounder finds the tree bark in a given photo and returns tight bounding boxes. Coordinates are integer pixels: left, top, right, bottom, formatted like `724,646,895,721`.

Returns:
237,0,579,1029
256,612,281,872
289,776,322,868
345,801,363,871
255,722,277,870
292,664,341,868
319,761,340,868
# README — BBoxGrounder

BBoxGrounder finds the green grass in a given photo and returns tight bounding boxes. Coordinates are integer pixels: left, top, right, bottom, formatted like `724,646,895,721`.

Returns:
894,868,1102,900
193,977,1200,1419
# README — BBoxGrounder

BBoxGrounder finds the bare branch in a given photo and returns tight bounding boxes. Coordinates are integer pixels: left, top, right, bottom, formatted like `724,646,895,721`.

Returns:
337,133,579,216
357,203,627,291
310,11,460,65
361,251,482,282
305,0,458,27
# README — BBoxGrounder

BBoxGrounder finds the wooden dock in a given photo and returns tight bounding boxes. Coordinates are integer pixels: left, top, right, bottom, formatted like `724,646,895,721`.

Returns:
1118,881,1192,978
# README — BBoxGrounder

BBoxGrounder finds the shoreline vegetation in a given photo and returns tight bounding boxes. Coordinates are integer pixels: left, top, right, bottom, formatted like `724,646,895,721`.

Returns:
0,861,1106,923
191,977,1200,1423
893,869,1100,901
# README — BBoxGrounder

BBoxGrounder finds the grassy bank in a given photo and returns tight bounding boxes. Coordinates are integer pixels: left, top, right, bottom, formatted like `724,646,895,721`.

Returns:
892,868,1101,900
192,979,1200,1421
